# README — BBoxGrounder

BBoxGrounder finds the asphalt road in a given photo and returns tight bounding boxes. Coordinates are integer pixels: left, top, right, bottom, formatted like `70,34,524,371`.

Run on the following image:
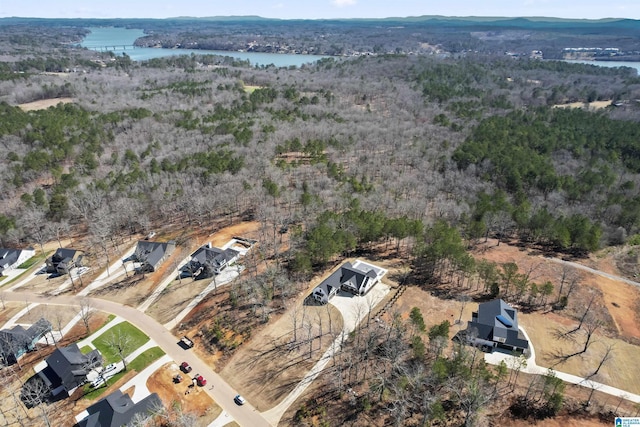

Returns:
3,291,272,427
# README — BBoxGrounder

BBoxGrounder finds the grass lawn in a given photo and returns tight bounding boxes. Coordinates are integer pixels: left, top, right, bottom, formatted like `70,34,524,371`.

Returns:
128,347,166,372
17,253,48,269
92,321,149,363
2,252,49,286
82,371,127,400
79,345,93,354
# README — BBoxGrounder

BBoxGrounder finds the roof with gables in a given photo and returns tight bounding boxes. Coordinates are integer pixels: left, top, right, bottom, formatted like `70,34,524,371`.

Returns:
190,245,239,269
0,318,52,360
77,390,162,427
467,299,529,350
315,260,383,298
134,240,175,270
45,344,101,393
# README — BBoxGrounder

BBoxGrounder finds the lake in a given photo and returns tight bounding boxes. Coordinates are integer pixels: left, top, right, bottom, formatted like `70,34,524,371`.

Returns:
80,27,328,67
563,59,640,74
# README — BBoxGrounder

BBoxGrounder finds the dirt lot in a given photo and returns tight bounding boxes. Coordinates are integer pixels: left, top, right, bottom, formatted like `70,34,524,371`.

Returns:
219,291,344,412
0,302,26,325
146,221,262,324
18,97,74,111
146,276,212,324
471,239,640,393
11,269,72,294
146,362,221,426
392,285,477,339
553,100,612,110
15,301,78,328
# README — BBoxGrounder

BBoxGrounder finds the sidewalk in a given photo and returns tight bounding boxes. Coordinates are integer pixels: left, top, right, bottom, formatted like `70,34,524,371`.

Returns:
163,265,241,330
78,243,138,296
76,316,127,349
119,354,172,402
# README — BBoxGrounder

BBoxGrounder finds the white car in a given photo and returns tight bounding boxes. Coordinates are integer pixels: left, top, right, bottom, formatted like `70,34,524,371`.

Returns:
234,395,246,405
90,376,105,388
103,363,118,373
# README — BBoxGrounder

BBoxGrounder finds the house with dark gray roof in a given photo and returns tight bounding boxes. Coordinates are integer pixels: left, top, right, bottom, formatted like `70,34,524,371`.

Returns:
0,247,35,276
76,390,162,427
312,260,387,304
462,299,529,353
185,243,239,279
38,343,102,397
46,248,83,274
132,240,175,273
0,318,52,365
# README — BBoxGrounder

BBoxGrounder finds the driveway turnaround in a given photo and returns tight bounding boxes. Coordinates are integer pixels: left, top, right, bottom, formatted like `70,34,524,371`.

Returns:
484,326,640,403
262,284,390,425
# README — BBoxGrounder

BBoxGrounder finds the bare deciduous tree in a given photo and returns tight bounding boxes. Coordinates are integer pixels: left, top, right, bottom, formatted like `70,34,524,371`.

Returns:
20,376,51,427
104,329,135,371
77,297,94,336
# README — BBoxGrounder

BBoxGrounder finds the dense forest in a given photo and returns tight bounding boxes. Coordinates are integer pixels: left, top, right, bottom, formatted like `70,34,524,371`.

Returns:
1,20,640,425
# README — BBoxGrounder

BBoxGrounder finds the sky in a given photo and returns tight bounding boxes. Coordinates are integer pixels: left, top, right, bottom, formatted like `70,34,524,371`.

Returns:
0,0,639,20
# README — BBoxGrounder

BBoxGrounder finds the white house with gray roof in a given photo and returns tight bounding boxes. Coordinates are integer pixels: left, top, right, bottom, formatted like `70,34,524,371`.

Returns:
0,247,35,276
184,243,239,279
312,260,387,304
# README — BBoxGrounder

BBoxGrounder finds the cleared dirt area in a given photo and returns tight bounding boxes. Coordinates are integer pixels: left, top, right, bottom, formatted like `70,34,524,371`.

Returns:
471,239,640,394
16,301,77,327
207,221,261,248
147,362,221,426
0,301,26,324
393,285,476,339
220,290,344,412
520,312,640,394
554,100,612,110
18,97,74,111
146,221,261,324
146,277,211,324
13,268,71,293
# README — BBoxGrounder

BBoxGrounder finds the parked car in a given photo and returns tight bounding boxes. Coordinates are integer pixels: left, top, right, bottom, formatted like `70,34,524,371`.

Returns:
173,374,183,383
195,375,206,387
103,363,117,373
180,336,194,349
234,394,246,405
90,376,105,388
180,362,192,373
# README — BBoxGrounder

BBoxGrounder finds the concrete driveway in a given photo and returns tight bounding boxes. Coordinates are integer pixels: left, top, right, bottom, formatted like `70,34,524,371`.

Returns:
484,326,640,403
262,283,391,425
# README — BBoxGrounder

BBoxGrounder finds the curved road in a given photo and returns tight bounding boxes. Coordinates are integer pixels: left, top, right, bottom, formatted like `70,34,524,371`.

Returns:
3,291,272,427
546,256,640,288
